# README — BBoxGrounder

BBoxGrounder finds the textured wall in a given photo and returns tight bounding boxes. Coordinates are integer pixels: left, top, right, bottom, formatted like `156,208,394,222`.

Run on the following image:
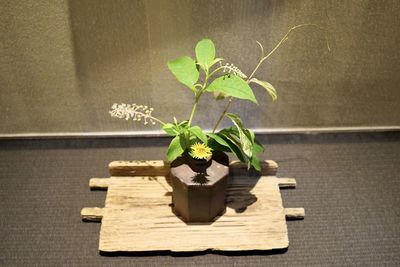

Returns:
1,0,400,135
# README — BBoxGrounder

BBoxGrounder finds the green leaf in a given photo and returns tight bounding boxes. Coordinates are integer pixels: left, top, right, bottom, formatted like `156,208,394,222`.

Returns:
189,126,207,144
195,39,215,70
167,56,199,92
206,75,258,104
178,120,189,128
250,154,261,171
179,130,191,150
225,113,253,158
208,139,231,153
207,133,230,148
250,78,277,101
162,123,177,136
218,130,246,162
166,135,184,162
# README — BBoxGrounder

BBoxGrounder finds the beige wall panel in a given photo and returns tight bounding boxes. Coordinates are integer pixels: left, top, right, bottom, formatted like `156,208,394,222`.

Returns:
1,0,399,135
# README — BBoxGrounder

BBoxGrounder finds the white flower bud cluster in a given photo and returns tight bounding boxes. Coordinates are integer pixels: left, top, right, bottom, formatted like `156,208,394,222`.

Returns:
109,103,156,125
220,62,247,79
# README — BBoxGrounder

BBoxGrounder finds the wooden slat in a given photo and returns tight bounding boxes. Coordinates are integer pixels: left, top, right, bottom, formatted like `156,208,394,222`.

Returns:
81,207,104,222
109,160,170,176
109,160,279,177
284,208,305,220
89,178,111,190
277,178,297,188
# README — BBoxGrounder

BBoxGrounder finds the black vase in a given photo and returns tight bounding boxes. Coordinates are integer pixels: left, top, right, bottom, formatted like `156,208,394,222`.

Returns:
170,151,229,222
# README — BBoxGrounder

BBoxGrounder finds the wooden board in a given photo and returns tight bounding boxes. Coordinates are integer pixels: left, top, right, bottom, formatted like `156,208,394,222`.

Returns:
82,160,304,253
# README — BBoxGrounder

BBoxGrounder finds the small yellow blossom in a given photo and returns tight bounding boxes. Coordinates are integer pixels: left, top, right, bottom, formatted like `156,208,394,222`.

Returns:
189,142,212,160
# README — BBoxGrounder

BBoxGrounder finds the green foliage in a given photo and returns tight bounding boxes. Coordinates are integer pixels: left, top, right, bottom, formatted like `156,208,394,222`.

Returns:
167,56,199,93
195,39,215,71
163,36,293,167
114,26,331,171
206,113,264,171
225,113,253,158
206,75,258,104
162,119,209,161
163,37,276,167
162,123,177,136
188,126,208,144
166,135,184,162
250,78,277,101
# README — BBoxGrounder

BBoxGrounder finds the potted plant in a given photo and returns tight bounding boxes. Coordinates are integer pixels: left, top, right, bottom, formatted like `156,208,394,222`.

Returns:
109,24,329,223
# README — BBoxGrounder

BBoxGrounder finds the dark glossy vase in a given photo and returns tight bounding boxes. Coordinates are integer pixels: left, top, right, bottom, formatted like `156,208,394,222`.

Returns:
170,151,229,222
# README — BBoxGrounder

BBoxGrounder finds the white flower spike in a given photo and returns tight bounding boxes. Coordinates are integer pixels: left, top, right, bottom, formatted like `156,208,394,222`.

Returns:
109,103,159,125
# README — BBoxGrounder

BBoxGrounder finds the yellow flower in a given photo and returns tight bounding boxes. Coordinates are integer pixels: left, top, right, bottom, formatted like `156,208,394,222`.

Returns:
189,142,213,160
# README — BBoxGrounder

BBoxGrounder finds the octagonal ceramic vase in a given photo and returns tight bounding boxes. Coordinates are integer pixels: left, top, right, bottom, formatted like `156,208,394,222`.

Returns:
170,151,229,222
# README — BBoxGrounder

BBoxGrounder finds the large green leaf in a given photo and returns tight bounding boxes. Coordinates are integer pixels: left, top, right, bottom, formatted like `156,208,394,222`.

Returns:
206,75,258,104
195,39,215,70
249,78,277,101
167,56,199,92
189,126,207,144
166,135,184,162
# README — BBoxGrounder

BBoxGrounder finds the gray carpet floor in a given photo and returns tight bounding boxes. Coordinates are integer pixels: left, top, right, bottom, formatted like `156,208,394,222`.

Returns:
0,132,399,266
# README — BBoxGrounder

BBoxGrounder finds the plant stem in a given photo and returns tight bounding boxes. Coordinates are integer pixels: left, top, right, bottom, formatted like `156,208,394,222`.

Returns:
208,66,225,78
212,97,233,132
150,116,166,126
188,69,210,126
188,98,198,126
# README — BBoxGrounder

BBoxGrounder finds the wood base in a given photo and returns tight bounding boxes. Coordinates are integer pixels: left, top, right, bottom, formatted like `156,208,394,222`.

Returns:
82,160,304,253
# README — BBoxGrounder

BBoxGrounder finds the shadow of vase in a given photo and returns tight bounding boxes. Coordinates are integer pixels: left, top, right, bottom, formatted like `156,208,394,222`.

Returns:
226,164,262,213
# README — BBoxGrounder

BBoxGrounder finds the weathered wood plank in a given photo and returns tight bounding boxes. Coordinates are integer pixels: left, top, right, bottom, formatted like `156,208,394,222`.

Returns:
94,176,290,252
83,160,304,253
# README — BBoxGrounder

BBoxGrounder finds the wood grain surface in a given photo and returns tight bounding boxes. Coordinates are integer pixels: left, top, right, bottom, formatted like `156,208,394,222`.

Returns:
82,160,304,253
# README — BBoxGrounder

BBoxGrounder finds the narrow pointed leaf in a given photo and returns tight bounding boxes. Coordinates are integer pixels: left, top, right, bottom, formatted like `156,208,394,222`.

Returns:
250,154,261,171
250,78,277,101
225,113,253,158
218,132,246,162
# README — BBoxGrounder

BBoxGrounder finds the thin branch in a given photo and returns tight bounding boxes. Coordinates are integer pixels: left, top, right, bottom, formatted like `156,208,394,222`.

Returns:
211,24,330,132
